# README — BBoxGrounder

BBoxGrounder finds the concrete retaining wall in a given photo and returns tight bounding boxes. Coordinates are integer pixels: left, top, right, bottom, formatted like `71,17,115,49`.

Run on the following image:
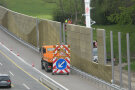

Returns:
38,19,60,47
0,6,60,47
67,24,112,82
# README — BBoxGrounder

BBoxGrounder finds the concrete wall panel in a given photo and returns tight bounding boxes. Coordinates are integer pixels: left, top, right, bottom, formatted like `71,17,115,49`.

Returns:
38,19,60,47
0,6,60,47
97,29,106,65
0,6,7,25
67,24,112,82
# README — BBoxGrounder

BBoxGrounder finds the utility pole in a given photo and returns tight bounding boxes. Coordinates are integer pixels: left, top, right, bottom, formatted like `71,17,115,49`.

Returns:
84,0,90,28
84,0,95,28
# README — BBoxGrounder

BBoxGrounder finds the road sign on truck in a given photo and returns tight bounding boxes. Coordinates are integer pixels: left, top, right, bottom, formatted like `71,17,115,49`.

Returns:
41,45,70,75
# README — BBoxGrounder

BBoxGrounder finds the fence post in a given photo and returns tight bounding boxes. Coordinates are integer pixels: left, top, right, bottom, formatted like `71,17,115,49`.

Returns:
118,32,122,88
63,23,65,44
36,18,39,48
110,31,114,84
126,33,131,90
103,30,107,65
97,29,106,65
60,23,62,44
90,28,93,62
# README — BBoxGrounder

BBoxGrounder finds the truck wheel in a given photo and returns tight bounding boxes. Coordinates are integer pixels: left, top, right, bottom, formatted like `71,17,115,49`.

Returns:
41,62,45,69
45,62,49,72
8,85,11,88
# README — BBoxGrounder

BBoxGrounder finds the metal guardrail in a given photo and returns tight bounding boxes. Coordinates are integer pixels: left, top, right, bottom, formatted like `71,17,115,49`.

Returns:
71,66,126,90
39,77,64,90
0,25,127,90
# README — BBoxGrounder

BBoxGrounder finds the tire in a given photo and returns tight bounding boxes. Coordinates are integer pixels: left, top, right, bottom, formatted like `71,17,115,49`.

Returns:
8,85,11,88
52,73,54,75
41,61,45,69
39,48,41,53
45,62,49,72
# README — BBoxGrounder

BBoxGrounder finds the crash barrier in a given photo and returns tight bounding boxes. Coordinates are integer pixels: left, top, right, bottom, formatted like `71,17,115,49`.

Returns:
71,66,126,90
39,77,67,90
39,77,59,90
0,6,60,48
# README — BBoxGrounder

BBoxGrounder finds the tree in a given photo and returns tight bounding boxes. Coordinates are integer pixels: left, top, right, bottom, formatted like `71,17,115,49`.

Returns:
53,0,135,25
53,0,85,24
107,0,135,24
0,0,6,7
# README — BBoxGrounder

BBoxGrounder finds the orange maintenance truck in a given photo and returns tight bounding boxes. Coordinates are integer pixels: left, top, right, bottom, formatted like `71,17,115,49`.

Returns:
41,45,55,72
41,45,70,74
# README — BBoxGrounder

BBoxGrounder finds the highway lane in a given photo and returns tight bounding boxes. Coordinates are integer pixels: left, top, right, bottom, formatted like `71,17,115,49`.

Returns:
0,47,50,90
0,27,100,90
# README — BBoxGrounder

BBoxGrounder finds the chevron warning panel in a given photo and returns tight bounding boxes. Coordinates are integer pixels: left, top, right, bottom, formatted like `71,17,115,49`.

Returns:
52,45,70,75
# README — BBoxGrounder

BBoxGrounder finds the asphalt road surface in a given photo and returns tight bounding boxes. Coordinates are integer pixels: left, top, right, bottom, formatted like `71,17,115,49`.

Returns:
0,45,50,90
0,27,100,90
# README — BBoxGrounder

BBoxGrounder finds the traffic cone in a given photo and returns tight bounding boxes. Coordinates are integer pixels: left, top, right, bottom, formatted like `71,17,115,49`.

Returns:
17,52,19,56
10,48,13,51
32,63,34,67
1,42,3,45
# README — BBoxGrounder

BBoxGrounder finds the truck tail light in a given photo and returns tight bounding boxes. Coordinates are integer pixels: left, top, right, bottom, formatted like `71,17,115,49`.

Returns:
48,66,51,68
7,80,11,82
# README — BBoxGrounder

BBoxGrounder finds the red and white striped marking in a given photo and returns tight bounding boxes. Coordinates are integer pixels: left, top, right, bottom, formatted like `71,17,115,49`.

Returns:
53,45,70,74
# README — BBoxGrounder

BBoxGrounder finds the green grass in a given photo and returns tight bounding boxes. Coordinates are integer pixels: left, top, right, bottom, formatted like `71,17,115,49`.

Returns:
124,60,135,72
1,0,57,20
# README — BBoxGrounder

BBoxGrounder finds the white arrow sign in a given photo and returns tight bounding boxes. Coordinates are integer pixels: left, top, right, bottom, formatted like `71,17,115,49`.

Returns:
58,61,65,68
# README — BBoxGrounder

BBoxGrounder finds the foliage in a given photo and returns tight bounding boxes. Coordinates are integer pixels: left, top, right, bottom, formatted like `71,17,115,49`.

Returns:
91,0,127,25
124,61,135,72
53,0,135,25
0,0,6,6
107,6,135,25
53,0,85,24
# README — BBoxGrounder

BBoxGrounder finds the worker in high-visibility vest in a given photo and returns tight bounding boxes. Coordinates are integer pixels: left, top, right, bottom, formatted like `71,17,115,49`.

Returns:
68,19,72,24
65,19,68,24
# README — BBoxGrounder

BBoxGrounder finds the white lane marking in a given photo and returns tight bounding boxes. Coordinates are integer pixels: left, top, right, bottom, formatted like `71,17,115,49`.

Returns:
9,71,14,76
0,62,3,66
23,83,30,90
0,42,68,90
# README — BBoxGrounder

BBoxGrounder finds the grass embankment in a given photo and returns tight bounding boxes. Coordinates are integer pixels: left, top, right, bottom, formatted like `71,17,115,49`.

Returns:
1,0,57,20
